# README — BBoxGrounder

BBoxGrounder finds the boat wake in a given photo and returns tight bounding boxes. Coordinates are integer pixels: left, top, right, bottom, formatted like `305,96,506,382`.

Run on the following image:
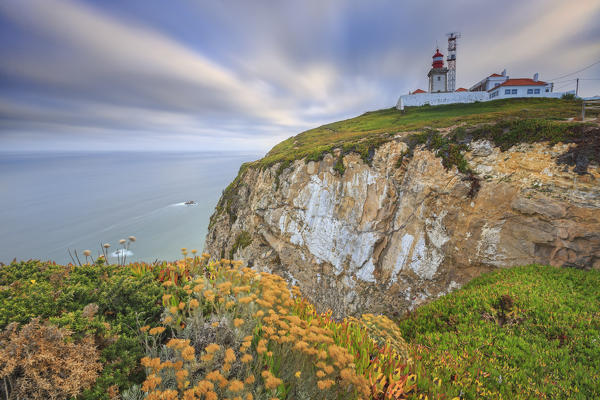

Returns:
170,201,198,207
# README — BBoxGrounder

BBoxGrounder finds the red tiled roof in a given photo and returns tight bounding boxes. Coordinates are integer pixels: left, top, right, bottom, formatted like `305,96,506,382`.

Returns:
412,89,426,94
455,87,468,92
489,73,504,77
488,78,547,91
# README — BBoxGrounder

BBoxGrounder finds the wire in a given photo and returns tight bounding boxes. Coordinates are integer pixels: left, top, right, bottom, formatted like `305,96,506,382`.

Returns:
553,81,575,88
548,59,600,81
552,82,576,91
552,78,577,85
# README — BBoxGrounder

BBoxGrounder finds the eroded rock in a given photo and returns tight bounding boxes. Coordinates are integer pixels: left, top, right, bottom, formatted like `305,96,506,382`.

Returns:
206,138,600,318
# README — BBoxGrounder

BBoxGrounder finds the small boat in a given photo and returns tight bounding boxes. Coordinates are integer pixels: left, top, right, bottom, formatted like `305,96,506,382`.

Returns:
184,200,196,206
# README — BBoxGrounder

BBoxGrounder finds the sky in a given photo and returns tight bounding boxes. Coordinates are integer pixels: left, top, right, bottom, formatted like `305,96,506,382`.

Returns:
1,0,599,153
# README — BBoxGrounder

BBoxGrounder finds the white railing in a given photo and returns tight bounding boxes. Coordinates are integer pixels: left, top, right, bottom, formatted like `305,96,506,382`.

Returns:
582,99,600,120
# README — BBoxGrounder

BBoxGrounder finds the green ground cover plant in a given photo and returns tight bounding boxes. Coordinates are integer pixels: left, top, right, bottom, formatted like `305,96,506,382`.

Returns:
397,264,600,400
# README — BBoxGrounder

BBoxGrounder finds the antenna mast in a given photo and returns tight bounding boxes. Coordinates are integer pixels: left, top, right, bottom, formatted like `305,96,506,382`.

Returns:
446,32,461,92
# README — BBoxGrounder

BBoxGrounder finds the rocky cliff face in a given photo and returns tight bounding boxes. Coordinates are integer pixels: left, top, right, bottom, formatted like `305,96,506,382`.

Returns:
205,130,600,318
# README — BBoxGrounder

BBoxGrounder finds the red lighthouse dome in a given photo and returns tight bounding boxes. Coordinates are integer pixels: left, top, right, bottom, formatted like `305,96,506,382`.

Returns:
432,49,444,68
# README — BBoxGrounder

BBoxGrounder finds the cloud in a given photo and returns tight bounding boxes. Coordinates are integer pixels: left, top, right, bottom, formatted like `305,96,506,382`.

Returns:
0,0,599,152
0,0,305,125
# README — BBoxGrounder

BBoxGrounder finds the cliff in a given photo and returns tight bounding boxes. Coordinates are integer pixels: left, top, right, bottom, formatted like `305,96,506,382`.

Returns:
205,99,600,318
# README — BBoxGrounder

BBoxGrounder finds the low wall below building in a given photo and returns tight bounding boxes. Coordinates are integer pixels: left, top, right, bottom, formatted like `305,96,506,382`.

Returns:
396,91,572,109
397,92,489,108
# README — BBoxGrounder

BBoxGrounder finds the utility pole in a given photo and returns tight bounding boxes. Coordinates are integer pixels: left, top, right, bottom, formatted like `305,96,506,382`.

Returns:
576,78,579,97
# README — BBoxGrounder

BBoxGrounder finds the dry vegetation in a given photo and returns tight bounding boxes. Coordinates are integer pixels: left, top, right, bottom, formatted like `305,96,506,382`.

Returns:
0,318,102,399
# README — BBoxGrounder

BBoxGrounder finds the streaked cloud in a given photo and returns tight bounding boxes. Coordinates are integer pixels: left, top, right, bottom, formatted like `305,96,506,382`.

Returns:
0,0,598,152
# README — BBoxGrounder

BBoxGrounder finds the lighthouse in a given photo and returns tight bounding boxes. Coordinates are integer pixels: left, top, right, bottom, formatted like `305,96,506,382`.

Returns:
428,48,448,93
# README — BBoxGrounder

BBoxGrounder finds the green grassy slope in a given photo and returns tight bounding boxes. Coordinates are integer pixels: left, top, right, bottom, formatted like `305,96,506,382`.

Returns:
256,98,581,169
398,265,600,400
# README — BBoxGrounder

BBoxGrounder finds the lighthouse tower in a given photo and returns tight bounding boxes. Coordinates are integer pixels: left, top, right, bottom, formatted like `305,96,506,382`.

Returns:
428,48,448,93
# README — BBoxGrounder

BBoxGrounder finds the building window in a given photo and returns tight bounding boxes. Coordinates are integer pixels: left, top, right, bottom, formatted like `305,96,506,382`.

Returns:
437,76,441,81
505,89,511,95
545,88,549,92
534,89,540,94
511,89,517,94
527,89,534,94
491,90,498,98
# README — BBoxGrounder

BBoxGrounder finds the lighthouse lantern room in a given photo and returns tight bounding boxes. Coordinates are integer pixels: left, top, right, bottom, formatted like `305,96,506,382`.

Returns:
427,48,448,93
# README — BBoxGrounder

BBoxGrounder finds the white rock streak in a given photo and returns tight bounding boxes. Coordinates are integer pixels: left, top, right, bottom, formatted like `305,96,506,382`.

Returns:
279,172,379,281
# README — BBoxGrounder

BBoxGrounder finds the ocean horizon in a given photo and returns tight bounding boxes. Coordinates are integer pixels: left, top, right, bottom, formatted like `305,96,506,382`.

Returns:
0,150,261,264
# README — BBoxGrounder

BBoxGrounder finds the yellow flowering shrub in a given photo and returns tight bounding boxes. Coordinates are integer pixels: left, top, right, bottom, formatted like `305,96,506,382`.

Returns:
133,253,416,399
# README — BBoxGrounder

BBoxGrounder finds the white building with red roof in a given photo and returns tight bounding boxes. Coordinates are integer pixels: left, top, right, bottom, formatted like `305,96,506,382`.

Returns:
469,70,509,91
487,74,553,99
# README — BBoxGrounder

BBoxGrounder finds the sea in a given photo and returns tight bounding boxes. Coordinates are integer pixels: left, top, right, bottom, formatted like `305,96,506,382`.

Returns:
0,151,261,265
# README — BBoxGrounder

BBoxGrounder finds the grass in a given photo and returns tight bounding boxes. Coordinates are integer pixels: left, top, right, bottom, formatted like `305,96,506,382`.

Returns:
397,264,600,400
333,153,346,175
256,98,581,170
208,163,252,229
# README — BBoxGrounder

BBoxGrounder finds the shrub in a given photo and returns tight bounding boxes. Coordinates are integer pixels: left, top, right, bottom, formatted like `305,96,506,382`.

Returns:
402,129,471,174
0,318,102,399
229,231,253,259
0,259,166,399
455,118,580,151
333,154,346,175
561,93,576,100
135,256,416,399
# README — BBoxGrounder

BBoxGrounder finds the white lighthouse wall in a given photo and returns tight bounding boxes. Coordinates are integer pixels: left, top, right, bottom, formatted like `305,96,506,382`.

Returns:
429,73,447,93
